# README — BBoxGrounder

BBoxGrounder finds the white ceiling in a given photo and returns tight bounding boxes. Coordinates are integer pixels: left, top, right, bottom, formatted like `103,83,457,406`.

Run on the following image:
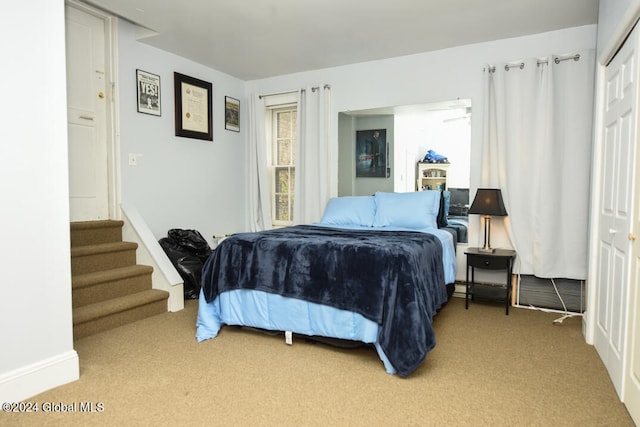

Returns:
85,0,599,81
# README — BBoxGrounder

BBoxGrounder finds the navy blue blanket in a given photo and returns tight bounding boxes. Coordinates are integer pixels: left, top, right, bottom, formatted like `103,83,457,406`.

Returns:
201,225,447,376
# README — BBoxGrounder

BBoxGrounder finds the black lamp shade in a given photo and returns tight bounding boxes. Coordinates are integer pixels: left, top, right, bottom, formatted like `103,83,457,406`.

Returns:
468,188,508,216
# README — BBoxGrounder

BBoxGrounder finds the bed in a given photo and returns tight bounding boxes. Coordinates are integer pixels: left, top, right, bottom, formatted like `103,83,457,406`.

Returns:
196,190,457,377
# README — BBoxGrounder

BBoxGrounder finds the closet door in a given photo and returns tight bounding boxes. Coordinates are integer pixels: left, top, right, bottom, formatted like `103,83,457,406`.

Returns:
626,157,640,424
594,22,639,399
626,80,640,425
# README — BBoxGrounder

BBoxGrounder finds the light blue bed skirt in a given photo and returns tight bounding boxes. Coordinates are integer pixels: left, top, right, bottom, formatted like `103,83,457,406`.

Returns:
196,288,397,374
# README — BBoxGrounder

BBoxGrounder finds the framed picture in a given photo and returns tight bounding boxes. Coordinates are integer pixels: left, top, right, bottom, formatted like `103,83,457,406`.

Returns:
174,72,213,141
356,129,387,177
224,96,240,132
136,69,161,116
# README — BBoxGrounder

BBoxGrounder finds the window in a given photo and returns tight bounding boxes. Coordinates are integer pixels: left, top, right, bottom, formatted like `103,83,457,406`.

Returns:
269,105,297,226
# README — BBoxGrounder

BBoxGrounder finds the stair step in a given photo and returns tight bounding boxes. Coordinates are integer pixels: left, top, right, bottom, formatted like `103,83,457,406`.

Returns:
73,289,169,339
73,265,154,308
71,220,124,247
71,241,138,275
70,219,169,339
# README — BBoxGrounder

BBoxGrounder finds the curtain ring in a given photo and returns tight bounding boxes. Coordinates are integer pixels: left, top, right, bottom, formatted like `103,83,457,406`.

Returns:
506,63,524,71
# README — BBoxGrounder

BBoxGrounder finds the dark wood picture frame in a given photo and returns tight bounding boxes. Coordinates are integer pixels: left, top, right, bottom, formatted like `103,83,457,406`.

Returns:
174,72,213,141
224,96,240,132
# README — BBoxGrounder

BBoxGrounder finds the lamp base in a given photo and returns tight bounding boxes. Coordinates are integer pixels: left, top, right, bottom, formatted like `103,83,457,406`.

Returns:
480,217,496,253
478,247,496,253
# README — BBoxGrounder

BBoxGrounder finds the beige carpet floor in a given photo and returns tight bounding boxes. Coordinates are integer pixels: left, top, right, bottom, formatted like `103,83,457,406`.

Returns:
1,297,633,426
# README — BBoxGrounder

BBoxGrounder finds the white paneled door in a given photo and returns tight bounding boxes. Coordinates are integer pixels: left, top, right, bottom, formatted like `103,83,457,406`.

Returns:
595,23,640,422
627,174,640,424
65,4,110,221
626,64,640,424
595,22,637,400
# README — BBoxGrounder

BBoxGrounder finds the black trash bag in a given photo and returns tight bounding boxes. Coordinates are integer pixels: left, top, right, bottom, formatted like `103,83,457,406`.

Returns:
167,229,212,263
159,229,212,300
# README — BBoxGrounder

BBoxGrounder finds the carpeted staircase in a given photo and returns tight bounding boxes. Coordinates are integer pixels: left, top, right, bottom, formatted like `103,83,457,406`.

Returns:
71,220,169,339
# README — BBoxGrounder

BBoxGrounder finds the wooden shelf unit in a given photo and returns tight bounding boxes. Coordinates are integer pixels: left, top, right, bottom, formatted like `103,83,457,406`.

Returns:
417,162,449,191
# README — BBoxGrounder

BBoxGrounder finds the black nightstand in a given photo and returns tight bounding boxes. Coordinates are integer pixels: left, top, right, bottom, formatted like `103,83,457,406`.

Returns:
465,248,516,315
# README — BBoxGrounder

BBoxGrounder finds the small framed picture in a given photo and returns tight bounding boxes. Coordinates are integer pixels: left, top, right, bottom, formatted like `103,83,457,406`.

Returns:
174,72,213,141
225,96,240,132
136,69,161,116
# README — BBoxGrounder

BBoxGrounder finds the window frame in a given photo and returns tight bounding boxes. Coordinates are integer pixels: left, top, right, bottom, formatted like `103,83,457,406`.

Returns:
267,102,297,227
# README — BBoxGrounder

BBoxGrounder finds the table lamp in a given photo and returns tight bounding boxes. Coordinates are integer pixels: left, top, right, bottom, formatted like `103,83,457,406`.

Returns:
468,188,508,253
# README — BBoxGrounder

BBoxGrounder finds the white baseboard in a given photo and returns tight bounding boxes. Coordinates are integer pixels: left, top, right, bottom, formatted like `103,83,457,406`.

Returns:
0,350,79,402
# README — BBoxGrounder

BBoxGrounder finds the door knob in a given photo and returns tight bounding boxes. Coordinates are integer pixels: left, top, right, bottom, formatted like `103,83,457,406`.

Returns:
630,233,637,241
98,92,105,99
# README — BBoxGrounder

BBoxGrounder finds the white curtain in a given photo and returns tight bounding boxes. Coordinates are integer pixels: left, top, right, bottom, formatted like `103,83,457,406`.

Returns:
247,94,272,232
482,50,595,279
293,85,332,224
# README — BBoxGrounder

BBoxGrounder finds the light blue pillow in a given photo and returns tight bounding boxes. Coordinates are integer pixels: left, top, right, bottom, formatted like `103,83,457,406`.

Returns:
319,196,376,227
373,191,440,229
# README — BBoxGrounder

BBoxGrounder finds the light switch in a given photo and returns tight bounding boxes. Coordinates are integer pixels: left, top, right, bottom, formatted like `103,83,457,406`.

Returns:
128,153,137,166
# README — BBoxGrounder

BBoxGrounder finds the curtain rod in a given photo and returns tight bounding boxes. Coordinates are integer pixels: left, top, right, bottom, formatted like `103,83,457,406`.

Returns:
258,89,296,100
486,54,581,73
258,84,331,99
311,84,332,92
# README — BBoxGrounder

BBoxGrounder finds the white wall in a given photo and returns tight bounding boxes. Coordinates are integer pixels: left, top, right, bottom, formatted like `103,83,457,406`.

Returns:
245,25,597,248
597,0,640,59
118,22,597,246
338,113,355,196
118,20,247,244
0,0,79,402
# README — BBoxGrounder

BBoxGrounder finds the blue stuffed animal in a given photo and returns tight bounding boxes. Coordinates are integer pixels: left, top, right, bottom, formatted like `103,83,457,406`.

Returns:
423,149,449,163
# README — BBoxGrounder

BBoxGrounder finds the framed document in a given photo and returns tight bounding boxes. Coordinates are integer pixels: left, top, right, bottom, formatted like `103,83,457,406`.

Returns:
174,72,213,141
136,69,161,116
224,96,240,132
